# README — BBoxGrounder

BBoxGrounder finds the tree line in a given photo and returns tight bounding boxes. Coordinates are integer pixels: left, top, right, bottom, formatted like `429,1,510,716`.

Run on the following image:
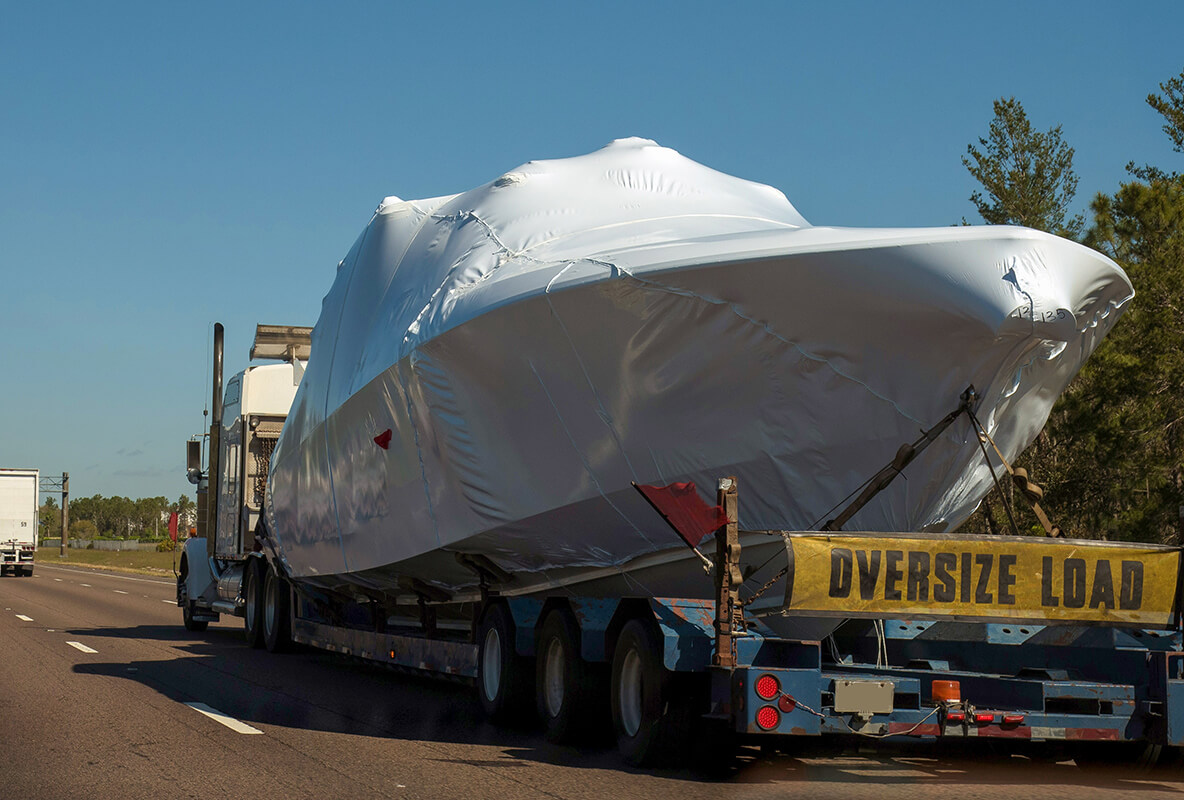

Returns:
39,494,196,540
960,69,1184,544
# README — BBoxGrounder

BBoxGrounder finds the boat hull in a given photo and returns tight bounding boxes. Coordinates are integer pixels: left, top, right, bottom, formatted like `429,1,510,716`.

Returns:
267,230,1129,608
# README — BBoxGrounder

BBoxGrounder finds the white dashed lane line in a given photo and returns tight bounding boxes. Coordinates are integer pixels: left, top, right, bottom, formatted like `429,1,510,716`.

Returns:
184,703,263,735
79,583,91,587
66,641,97,654
162,600,174,605
113,590,128,594
54,578,63,582
16,614,33,622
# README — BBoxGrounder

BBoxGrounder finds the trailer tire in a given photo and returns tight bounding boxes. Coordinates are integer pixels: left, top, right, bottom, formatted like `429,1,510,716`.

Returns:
477,603,533,725
536,609,609,743
263,567,292,653
243,558,265,649
1074,741,1163,773
611,618,687,766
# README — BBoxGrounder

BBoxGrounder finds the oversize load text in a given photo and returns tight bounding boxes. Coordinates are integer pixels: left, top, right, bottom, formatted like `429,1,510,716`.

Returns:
785,535,1180,625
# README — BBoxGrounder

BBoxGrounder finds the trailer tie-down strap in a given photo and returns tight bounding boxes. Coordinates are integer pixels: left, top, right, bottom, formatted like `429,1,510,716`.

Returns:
966,406,1063,538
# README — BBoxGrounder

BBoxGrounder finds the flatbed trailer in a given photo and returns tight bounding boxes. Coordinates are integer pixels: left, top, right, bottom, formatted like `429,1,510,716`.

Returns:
180,480,1184,768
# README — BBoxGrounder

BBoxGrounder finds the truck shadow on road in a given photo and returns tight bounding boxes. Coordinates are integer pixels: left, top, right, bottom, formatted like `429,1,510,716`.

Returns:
68,624,1184,790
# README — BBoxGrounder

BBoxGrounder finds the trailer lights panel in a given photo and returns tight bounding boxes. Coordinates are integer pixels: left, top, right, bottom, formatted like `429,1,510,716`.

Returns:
755,674,780,701
974,712,995,724
756,705,780,730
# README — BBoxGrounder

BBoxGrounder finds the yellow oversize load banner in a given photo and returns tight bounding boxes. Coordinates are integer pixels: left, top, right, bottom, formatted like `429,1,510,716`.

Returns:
784,532,1182,628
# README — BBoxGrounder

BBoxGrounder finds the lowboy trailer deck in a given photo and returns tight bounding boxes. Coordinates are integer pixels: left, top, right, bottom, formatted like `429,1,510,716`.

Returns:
182,468,1184,767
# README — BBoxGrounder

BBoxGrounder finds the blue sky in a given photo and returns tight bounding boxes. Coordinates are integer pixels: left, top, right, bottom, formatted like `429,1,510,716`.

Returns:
2,1,1182,503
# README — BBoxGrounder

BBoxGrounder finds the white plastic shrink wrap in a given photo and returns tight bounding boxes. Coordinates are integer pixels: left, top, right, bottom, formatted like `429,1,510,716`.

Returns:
265,138,1132,601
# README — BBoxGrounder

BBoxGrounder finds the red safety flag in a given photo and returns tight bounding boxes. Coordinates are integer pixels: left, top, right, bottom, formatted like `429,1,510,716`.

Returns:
374,428,393,450
168,512,179,543
633,482,728,549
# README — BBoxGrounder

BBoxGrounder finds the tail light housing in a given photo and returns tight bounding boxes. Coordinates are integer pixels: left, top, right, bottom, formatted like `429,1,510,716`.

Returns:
756,705,780,730
755,674,780,701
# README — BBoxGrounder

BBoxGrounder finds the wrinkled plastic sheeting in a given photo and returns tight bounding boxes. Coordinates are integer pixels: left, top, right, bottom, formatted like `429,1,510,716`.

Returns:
266,138,1133,591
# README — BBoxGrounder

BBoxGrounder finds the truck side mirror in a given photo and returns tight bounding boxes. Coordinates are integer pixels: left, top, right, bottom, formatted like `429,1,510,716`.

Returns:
187,440,202,485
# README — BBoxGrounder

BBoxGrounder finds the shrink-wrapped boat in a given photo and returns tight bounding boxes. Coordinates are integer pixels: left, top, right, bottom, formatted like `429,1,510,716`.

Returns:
264,137,1132,607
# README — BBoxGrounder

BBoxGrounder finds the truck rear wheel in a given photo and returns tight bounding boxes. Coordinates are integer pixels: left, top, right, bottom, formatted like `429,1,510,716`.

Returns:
263,566,292,653
243,559,265,648
536,608,608,743
181,584,209,632
611,618,691,766
476,603,533,724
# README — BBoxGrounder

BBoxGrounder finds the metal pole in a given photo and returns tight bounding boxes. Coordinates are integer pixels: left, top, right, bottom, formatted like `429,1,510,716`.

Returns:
207,323,223,560
59,472,69,558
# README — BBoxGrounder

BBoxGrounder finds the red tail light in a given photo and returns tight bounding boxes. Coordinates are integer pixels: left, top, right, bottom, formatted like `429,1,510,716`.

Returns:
974,712,995,724
755,674,780,701
945,710,966,723
1002,714,1024,725
756,706,780,730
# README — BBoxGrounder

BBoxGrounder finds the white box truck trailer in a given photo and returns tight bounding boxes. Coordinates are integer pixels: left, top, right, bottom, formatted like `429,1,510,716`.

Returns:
0,468,39,577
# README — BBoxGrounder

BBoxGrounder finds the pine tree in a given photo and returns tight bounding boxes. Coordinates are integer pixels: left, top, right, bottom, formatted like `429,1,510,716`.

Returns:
962,97,1084,238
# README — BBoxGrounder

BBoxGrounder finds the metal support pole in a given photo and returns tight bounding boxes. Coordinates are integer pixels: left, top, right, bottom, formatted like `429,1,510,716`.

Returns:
59,473,69,558
713,476,740,669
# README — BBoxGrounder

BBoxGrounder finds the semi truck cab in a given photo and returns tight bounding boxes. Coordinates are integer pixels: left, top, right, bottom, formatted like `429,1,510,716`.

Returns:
179,324,309,629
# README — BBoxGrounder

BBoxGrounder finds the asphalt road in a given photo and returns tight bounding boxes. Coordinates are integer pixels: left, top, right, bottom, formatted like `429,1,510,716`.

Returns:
3,563,1184,800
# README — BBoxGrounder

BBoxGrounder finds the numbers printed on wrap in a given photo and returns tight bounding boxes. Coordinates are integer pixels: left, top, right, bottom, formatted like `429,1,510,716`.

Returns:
783,534,1181,627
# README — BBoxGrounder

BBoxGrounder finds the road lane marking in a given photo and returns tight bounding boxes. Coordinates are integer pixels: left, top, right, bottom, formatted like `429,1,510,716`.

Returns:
54,578,63,582
36,563,173,586
15,614,33,621
80,583,91,587
162,600,175,605
113,590,128,594
66,642,98,654
184,703,263,735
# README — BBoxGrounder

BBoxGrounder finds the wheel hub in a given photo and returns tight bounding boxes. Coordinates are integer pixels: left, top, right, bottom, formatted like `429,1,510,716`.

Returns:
544,638,565,718
619,648,643,737
482,627,502,702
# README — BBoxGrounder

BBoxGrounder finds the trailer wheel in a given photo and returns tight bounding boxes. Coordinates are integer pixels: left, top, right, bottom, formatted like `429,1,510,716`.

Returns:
243,558,265,649
1074,741,1163,773
476,603,533,724
536,609,609,743
263,566,292,653
611,618,688,766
